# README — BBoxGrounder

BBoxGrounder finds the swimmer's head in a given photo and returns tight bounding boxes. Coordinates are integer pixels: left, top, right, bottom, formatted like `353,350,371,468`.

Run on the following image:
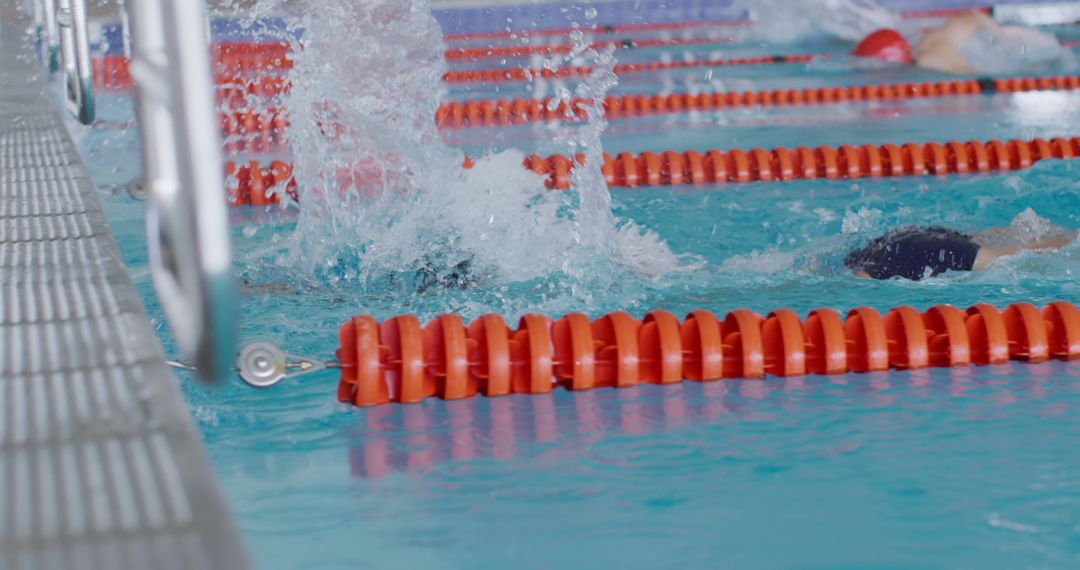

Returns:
844,237,887,279
852,29,913,65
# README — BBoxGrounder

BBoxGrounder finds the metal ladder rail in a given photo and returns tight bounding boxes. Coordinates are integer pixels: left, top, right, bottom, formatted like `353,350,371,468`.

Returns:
124,0,237,382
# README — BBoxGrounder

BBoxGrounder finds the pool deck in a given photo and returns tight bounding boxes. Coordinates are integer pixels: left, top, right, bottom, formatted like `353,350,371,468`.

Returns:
0,11,249,570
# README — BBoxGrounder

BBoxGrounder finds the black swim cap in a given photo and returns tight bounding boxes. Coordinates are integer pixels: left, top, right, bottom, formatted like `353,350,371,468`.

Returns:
845,226,979,281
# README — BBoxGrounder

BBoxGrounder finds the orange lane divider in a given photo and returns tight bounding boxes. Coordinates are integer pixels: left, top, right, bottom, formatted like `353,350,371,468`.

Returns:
217,75,1080,137
443,42,1080,84
102,40,1080,95
226,160,297,206
444,18,749,42
97,51,826,93
212,41,293,75
227,136,1080,203
93,34,739,90
95,49,794,93
95,36,729,90
92,55,133,91
444,36,730,61
93,19,1079,91
92,43,294,92
441,6,973,43
434,75,1080,128
439,6,1000,58
442,53,822,84
221,109,291,153
214,53,820,103
217,77,293,109
335,301,1080,407
537,137,1080,189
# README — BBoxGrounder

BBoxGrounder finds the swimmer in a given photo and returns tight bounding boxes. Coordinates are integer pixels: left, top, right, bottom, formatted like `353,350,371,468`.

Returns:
415,257,475,293
852,10,1074,74
845,223,1077,281
237,256,475,296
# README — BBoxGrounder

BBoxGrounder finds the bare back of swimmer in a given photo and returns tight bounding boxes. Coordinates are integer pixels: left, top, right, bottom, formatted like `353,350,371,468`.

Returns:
852,10,1075,74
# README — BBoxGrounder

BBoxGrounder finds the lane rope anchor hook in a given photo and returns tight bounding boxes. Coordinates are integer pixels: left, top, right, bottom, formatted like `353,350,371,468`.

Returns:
235,341,339,387
166,341,339,388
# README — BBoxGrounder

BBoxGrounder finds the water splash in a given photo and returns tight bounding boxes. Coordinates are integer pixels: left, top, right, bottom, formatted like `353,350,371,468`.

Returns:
959,26,1078,74
269,0,688,299
975,208,1079,248
737,0,898,43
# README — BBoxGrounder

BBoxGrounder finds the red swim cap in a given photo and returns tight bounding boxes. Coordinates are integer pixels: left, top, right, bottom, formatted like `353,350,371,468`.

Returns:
852,29,913,65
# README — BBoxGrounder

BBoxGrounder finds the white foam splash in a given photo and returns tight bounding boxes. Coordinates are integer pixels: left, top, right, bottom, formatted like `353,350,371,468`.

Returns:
261,0,686,294
960,25,1078,74
975,208,1078,248
721,249,798,273
737,0,899,43
840,206,884,235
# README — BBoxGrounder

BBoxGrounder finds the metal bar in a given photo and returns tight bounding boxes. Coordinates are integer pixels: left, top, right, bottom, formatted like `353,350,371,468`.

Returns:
41,0,59,70
55,0,93,123
126,0,236,382
29,0,43,45
118,0,132,58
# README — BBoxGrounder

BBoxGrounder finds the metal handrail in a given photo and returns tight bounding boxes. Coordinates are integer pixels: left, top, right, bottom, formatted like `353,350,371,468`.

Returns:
56,0,93,124
30,0,44,55
127,0,236,382
118,0,132,58
39,0,60,71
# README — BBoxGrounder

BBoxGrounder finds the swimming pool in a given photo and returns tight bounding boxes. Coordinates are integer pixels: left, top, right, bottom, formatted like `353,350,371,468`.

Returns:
73,4,1080,568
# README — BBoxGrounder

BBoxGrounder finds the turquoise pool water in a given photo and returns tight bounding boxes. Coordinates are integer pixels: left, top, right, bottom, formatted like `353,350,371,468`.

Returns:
77,23,1080,570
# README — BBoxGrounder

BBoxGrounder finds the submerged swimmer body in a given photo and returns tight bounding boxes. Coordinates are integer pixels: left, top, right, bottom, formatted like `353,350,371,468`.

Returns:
845,224,1077,280
853,10,1074,74
414,257,475,293
239,256,476,296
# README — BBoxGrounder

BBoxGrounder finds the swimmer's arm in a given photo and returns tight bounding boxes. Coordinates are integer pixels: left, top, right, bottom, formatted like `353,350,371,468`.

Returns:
914,47,978,74
973,228,1078,248
972,246,1016,270
913,29,978,73
1021,230,1079,250
972,230,1077,269
997,25,1061,47
912,9,991,74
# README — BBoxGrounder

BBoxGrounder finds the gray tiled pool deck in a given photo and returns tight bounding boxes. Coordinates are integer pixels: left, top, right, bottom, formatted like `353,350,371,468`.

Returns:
0,9,248,570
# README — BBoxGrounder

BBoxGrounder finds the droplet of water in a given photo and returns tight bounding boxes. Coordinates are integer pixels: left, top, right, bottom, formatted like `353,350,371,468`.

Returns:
584,7,598,20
